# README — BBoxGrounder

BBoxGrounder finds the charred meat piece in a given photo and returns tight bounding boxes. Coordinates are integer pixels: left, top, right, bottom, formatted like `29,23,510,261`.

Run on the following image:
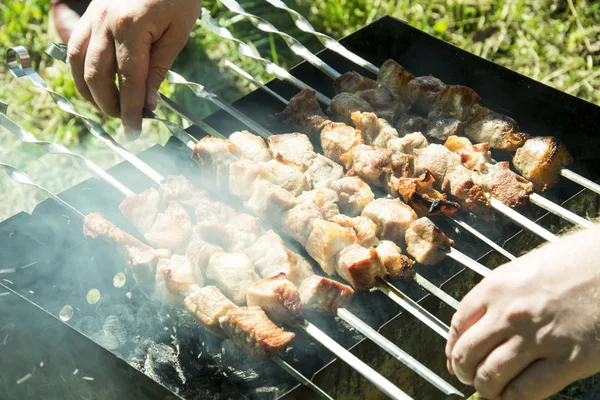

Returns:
298,276,354,315
351,111,399,149
297,188,340,220
425,118,463,142
185,233,223,282
388,172,462,216
375,240,414,281
377,59,414,99
184,286,237,338
327,176,375,217
428,85,480,121
394,114,428,136
155,254,201,306
336,244,386,292
245,230,314,286
158,175,210,213
334,71,378,94
83,213,170,284
361,198,418,244
219,306,296,360
144,200,193,251
344,145,392,187
406,75,446,116
405,217,454,265
206,252,260,305
464,106,529,152
281,203,323,246
389,152,415,179
244,180,299,220
305,219,356,275
444,135,492,173
356,87,400,122
305,154,345,189
330,214,379,248
228,159,277,200
229,130,272,162
264,159,310,196
246,273,305,325
414,143,463,184
192,137,244,190
387,132,429,155
275,89,328,135
442,165,491,215
328,93,374,126
513,136,573,192
481,162,533,208
119,188,161,234
320,121,364,168
268,133,317,170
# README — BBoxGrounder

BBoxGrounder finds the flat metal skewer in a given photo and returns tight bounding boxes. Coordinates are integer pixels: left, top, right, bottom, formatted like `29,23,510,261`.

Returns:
561,168,600,195
529,193,594,228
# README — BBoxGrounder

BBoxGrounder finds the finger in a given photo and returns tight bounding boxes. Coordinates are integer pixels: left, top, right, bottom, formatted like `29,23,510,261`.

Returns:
474,336,538,399
115,36,151,139
500,359,571,400
67,18,95,106
84,29,120,117
450,311,511,384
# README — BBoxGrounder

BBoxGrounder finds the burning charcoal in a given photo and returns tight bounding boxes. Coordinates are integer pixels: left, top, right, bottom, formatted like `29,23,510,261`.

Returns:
103,315,128,346
144,343,185,388
219,339,265,382
136,305,162,334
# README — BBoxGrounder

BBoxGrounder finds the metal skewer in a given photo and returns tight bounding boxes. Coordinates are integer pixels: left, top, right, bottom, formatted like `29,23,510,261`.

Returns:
529,193,594,228
561,168,600,196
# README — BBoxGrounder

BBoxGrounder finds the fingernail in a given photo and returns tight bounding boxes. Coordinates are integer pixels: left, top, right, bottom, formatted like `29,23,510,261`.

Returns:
124,123,141,141
147,89,158,111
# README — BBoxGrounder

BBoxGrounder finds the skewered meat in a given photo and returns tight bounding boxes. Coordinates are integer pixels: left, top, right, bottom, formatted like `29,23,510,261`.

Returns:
377,59,414,99
389,152,415,178
193,137,243,189
244,180,299,220
329,214,379,248
320,121,364,168
374,241,414,280
219,306,296,360
267,133,317,170
405,217,454,265
155,254,201,306
351,111,399,149
327,176,375,217
119,188,160,233
406,75,446,116
281,203,323,246
442,165,491,214
361,198,418,244
185,234,223,282
83,213,170,283
344,145,392,187
428,85,480,121
158,175,210,213
246,274,305,325
297,188,340,220
298,276,354,315
414,144,463,184
205,252,260,305
387,132,429,155
264,159,310,196
275,89,328,135
336,244,386,292
144,200,193,251
194,198,237,224
444,135,492,173
228,159,273,200
328,93,374,126
355,87,400,121
394,114,428,136
425,118,463,142
244,230,314,285
480,162,533,208
229,130,272,162
184,286,237,338
305,219,356,275
334,71,378,94
305,154,345,189
231,213,263,251
464,106,529,152
513,136,573,192
388,172,461,216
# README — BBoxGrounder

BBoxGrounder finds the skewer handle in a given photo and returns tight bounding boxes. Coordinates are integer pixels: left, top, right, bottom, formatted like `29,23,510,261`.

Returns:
562,168,600,196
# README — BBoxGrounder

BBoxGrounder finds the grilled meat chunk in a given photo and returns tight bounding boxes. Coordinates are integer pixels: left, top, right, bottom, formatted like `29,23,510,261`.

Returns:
119,188,160,233
406,75,446,116
405,217,454,265
305,219,357,275
344,145,392,187
144,200,193,251
244,230,314,285
219,306,296,360
244,180,298,220
275,89,328,135
425,118,463,142
464,106,529,151
229,130,272,162
328,93,374,126
336,244,386,292
320,121,364,168
442,165,491,214
206,252,260,305
330,214,379,248
267,133,317,170
158,175,210,213
194,221,236,250
305,154,345,189
184,286,237,338
246,274,305,325
192,137,243,189
194,198,237,224
513,136,573,192
361,198,418,244
228,159,277,200
155,255,201,306
185,234,223,281
351,111,399,149
297,188,340,220
377,59,414,98
334,71,378,94
428,85,480,121
83,213,170,283
355,87,401,122
327,176,375,217
444,135,492,173
298,276,354,315
387,132,429,155
264,159,310,196
394,114,428,136
387,172,461,216
481,162,533,208
375,240,414,280
281,203,323,246
414,143,463,184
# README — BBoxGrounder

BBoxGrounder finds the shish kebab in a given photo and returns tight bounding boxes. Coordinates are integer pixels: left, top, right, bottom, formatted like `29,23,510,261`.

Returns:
219,0,600,198
5,62,458,396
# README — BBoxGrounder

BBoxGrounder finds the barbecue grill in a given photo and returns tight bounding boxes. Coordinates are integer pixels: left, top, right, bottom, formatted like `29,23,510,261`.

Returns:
1,7,599,400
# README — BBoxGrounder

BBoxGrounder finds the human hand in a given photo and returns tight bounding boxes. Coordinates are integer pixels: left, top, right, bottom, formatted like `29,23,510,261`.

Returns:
446,224,600,399
67,0,202,139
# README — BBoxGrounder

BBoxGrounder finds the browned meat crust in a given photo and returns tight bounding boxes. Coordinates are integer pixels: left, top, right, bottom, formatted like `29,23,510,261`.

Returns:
428,85,481,121
275,89,328,135
298,276,354,315
464,106,529,151
334,71,378,94
246,273,305,325
406,75,446,116
327,92,374,126
482,162,533,207
405,217,455,265
377,59,414,98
